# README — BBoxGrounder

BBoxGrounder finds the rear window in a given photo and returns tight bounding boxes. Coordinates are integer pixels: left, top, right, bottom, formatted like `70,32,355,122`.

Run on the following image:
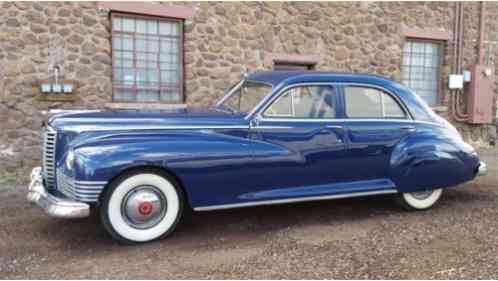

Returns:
344,86,406,118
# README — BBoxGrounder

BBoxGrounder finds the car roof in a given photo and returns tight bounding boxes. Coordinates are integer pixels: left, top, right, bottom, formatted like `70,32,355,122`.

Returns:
246,71,399,88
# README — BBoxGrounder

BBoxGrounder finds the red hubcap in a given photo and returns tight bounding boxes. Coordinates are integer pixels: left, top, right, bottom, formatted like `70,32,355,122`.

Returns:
138,201,153,216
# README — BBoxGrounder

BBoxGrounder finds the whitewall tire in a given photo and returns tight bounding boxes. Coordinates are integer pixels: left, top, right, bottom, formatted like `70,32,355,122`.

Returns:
399,188,443,210
100,170,184,244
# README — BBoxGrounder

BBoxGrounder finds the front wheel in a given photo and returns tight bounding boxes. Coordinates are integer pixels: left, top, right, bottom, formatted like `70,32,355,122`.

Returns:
398,188,443,211
100,171,184,244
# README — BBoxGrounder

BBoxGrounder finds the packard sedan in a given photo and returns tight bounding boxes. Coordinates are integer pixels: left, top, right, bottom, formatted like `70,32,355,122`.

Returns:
28,71,487,243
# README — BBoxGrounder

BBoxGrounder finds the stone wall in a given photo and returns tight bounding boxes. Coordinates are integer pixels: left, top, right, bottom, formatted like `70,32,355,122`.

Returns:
0,1,497,182
0,2,113,180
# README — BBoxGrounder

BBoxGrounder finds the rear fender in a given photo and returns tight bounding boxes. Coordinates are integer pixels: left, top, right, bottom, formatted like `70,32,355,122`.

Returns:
390,127,479,192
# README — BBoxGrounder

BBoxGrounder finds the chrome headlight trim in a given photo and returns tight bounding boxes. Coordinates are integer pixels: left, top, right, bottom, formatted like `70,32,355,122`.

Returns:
65,149,75,171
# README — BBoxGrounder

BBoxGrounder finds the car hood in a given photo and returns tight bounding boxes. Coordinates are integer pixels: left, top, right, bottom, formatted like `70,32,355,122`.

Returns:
48,107,248,133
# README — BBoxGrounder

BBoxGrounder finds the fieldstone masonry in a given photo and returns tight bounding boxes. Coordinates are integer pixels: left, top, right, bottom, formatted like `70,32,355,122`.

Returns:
1,1,497,182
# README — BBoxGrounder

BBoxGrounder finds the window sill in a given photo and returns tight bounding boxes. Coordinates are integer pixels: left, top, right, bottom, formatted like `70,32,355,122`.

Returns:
105,102,187,110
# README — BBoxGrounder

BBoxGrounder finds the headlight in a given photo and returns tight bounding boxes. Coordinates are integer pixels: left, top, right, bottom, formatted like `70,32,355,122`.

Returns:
65,150,75,171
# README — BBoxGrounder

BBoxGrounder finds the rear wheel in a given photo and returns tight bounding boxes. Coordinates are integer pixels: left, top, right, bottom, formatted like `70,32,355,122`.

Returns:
398,188,443,210
100,171,184,244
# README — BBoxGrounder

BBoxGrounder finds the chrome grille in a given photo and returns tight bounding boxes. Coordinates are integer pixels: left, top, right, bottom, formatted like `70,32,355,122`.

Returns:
42,126,57,189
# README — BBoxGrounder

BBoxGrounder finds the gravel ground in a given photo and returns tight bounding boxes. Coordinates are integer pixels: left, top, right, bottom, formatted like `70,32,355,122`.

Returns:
1,149,497,279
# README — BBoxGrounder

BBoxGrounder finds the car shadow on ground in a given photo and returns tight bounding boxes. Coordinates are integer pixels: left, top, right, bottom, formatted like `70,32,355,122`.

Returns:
33,186,486,251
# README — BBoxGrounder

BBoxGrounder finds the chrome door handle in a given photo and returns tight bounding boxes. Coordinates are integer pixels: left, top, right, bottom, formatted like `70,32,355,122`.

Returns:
400,126,416,131
325,125,343,129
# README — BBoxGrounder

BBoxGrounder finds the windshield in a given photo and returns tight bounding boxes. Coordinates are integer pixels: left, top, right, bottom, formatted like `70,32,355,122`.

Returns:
216,81,272,114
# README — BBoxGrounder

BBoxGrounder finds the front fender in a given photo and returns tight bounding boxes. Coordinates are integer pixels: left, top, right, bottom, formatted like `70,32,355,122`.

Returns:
390,126,479,192
70,130,253,185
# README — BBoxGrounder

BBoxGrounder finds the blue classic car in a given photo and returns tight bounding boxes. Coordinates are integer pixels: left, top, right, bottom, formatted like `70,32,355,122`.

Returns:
28,71,487,243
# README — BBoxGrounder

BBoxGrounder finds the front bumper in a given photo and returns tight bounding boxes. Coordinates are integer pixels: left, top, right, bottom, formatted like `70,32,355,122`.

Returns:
477,161,487,176
27,167,90,218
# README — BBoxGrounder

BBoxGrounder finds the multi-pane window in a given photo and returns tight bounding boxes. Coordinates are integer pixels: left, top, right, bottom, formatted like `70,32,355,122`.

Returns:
112,14,183,103
265,86,336,118
344,86,405,118
402,40,442,107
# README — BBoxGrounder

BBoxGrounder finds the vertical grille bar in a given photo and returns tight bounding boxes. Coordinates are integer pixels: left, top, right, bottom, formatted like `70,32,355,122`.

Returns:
43,126,57,189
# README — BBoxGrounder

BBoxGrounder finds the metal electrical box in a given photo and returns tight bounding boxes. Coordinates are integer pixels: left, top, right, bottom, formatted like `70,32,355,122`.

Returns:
467,64,495,124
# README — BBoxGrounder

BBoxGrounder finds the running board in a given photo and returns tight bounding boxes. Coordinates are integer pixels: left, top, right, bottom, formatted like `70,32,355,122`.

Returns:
194,189,398,211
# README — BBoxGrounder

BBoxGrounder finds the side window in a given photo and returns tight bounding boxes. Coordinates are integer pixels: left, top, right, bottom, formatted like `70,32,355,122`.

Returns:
265,86,336,119
344,86,405,118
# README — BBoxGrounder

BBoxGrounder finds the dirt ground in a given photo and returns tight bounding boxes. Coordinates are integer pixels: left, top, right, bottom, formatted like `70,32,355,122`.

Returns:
1,149,497,279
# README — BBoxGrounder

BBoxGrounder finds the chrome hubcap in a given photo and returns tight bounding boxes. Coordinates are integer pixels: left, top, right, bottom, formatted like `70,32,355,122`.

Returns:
121,186,167,229
411,190,433,200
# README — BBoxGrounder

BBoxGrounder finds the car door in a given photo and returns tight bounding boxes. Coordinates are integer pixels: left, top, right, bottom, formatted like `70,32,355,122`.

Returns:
340,84,415,184
245,84,348,200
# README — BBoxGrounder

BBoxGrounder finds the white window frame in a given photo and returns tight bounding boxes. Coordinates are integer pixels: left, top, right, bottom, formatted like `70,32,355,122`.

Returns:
401,39,443,107
111,13,184,104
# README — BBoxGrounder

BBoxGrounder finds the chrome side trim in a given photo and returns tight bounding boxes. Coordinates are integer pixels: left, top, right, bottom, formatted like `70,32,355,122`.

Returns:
57,170,106,202
253,126,294,130
326,125,343,129
61,125,250,133
59,120,448,134
259,117,415,123
252,125,343,130
73,180,108,185
253,118,446,128
254,117,447,130
194,189,398,211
